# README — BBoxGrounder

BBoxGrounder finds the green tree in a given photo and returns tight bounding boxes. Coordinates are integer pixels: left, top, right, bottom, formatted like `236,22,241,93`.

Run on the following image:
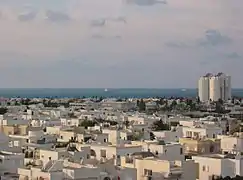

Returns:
215,101,224,113
218,98,224,105
137,99,146,112
151,120,170,131
79,120,96,128
123,120,130,128
0,107,8,115
170,100,177,110
230,124,243,135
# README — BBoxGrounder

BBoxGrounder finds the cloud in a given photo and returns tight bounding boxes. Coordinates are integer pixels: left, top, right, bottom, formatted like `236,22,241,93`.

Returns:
164,42,189,48
90,17,126,28
18,11,37,21
125,0,167,6
198,29,231,47
109,17,127,24
45,10,70,22
225,52,242,59
90,19,106,27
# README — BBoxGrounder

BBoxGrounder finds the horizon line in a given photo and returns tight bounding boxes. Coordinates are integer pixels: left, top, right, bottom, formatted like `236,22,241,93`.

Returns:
0,87,242,89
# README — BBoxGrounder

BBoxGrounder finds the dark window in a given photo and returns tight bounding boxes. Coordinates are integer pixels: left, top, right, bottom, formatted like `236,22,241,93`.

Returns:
144,169,152,176
210,146,214,153
180,148,183,155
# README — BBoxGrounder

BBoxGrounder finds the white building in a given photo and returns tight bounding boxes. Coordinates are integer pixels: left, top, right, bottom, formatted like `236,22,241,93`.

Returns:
180,125,222,139
0,133,25,176
198,72,231,102
198,74,211,102
193,153,243,180
218,134,243,154
131,140,184,161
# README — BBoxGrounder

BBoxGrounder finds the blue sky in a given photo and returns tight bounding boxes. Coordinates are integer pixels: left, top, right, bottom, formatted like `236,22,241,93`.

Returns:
0,0,242,88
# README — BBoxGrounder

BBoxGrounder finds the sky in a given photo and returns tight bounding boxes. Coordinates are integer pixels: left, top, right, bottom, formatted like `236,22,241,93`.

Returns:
0,0,243,88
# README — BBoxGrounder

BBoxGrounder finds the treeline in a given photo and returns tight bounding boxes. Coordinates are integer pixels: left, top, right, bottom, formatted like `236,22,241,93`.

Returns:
0,107,8,115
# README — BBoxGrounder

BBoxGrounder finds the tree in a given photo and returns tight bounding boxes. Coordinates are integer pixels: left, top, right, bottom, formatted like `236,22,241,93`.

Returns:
215,101,224,113
0,107,8,115
218,98,224,105
79,120,96,128
137,99,146,112
230,124,243,135
106,120,118,126
151,120,170,131
156,98,165,105
170,100,177,110
123,120,130,128
131,130,144,141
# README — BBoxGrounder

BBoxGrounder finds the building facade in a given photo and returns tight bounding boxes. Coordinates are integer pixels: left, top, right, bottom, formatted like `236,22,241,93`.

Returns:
198,73,231,102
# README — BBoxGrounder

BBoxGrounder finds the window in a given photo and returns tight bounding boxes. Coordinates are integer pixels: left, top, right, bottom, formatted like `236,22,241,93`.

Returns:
144,169,152,176
101,149,106,158
155,151,158,155
213,134,216,138
210,145,214,153
202,166,206,171
180,148,183,155
60,136,63,139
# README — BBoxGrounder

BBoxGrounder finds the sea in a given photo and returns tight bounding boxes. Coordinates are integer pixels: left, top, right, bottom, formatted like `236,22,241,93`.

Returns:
0,88,243,99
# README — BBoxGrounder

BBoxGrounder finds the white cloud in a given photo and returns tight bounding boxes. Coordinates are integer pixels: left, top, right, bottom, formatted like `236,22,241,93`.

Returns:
198,29,232,47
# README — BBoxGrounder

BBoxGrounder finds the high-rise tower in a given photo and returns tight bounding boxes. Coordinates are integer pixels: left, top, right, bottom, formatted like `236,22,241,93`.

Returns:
198,73,231,102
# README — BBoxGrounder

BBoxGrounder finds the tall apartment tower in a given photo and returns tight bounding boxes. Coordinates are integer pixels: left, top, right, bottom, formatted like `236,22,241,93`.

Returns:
198,73,212,102
198,73,231,102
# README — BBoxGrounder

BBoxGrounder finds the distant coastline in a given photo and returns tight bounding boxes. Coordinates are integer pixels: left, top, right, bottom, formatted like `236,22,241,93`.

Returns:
0,88,243,98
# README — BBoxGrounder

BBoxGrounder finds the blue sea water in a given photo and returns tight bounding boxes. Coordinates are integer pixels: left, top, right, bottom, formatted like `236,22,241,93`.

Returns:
0,88,243,98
